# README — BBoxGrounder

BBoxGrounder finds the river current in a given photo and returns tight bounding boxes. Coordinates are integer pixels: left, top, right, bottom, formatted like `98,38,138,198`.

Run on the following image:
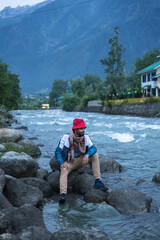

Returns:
12,110,160,240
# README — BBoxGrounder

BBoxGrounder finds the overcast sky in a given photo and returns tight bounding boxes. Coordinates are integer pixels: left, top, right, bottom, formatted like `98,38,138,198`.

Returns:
0,0,47,11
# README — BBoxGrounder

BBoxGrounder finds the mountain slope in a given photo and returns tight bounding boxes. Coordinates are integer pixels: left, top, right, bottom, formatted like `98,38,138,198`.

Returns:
0,0,159,93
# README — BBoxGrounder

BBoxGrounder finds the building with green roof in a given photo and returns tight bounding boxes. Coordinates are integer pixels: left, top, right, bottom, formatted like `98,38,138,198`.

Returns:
137,60,160,97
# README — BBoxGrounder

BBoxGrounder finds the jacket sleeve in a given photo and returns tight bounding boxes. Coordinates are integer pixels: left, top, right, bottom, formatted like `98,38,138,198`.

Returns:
55,146,64,165
55,134,69,165
86,144,97,157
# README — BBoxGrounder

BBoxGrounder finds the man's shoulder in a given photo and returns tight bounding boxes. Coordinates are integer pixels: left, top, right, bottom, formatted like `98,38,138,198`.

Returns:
61,133,69,140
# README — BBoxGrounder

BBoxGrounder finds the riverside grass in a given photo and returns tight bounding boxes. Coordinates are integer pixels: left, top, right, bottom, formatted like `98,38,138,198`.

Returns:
2,142,33,157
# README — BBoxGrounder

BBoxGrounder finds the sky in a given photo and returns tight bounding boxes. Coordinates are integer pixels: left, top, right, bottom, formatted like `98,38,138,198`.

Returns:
0,0,47,11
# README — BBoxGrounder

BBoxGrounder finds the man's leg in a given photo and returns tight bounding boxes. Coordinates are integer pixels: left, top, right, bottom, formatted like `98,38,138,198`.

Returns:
89,153,101,180
90,153,108,191
60,156,84,195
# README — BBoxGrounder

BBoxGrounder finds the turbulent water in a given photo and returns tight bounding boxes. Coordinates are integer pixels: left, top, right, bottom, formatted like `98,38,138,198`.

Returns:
12,109,160,240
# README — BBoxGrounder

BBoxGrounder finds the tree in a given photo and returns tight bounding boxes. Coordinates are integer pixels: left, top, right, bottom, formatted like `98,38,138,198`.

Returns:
49,79,66,106
71,78,85,97
134,48,160,73
62,94,80,111
0,59,21,109
100,26,126,94
83,73,104,97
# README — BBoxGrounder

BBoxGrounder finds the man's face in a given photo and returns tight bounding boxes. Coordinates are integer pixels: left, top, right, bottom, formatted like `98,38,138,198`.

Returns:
75,128,85,137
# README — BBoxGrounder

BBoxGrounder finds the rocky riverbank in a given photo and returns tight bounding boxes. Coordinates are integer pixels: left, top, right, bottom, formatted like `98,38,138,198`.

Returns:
85,100,160,117
1,108,160,239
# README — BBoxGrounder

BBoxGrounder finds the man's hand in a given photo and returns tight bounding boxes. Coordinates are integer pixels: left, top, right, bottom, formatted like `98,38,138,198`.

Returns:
82,154,89,167
60,162,69,170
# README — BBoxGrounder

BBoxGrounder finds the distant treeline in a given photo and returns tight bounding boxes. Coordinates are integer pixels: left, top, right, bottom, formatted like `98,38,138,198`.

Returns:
49,47,160,111
0,59,21,109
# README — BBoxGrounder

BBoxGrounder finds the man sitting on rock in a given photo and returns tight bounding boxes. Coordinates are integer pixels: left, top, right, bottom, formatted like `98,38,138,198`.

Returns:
55,118,107,204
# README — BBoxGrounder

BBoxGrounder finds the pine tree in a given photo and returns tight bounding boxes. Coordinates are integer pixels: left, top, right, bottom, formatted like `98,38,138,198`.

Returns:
100,26,126,94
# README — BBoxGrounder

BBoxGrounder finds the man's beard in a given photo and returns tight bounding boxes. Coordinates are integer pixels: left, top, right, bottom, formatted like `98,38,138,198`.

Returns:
77,131,84,137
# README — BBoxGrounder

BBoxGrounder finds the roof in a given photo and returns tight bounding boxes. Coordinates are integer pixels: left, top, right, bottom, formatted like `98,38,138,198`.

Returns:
137,61,160,74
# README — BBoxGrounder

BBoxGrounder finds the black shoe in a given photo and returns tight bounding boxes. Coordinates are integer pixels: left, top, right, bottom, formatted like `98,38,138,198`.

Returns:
59,193,67,204
93,179,108,191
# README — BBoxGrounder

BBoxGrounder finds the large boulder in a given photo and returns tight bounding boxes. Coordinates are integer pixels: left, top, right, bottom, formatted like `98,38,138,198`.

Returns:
84,188,108,203
0,233,21,240
0,144,6,153
1,204,46,234
50,227,111,240
99,156,123,173
19,177,53,198
0,212,11,235
47,171,60,193
50,155,123,174
18,139,41,157
17,226,52,240
152,170,160,183
49,156,58,172
47,170,79,193
4,178,43,207
50,156,94,175
107,188,152,214
0,128,23,143
0,151,38,178
0,169,5,193
73,173,94,194
0,192,13,210
35,169,49,180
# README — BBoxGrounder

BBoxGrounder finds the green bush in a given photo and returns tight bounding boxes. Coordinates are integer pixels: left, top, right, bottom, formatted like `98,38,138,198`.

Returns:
80,93,99,108
3,142,33,156
62,94,80,111
144,97,159,104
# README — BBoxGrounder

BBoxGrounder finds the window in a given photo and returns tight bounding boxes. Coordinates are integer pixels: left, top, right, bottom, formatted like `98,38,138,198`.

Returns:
147,73,150,82
142,75,146,82
152,72,156,77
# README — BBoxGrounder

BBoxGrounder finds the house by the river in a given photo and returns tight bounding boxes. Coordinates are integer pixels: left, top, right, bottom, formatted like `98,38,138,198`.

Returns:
137,60,160,97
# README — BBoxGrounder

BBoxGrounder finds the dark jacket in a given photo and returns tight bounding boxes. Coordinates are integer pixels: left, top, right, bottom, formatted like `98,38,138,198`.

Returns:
55,133,97,165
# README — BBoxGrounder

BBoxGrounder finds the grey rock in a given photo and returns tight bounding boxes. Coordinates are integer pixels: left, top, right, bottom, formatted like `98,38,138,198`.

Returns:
2,204,46,234
0,212,11,234
0,233,21,240
18,139,41,157
4,178,43,207
19,177,53,198
0,128,23,143
73,173,94,194
0,192,13,210
47,171,60,193
84,188,108,203
47,170,79,193
49,156,58,172
152,170,160,183
50,227,112,240
17,226,52,240
35,169,49,180
0,144,6,152
107,188,152,213
99,155,123,173
0,168,5,193
0,151,38,178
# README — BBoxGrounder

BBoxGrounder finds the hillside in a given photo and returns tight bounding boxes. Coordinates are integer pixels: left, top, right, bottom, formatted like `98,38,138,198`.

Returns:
0,0,159,93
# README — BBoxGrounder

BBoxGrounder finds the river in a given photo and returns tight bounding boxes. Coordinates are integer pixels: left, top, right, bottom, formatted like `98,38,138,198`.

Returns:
11,109,160,240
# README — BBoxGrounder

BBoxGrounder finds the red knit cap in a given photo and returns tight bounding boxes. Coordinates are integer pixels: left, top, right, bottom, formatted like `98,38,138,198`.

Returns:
72,118,86,129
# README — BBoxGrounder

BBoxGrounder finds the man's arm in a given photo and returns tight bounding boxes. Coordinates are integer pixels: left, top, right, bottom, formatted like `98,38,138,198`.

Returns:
86,144,97,157
55,134,69,165
55,146,64,165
